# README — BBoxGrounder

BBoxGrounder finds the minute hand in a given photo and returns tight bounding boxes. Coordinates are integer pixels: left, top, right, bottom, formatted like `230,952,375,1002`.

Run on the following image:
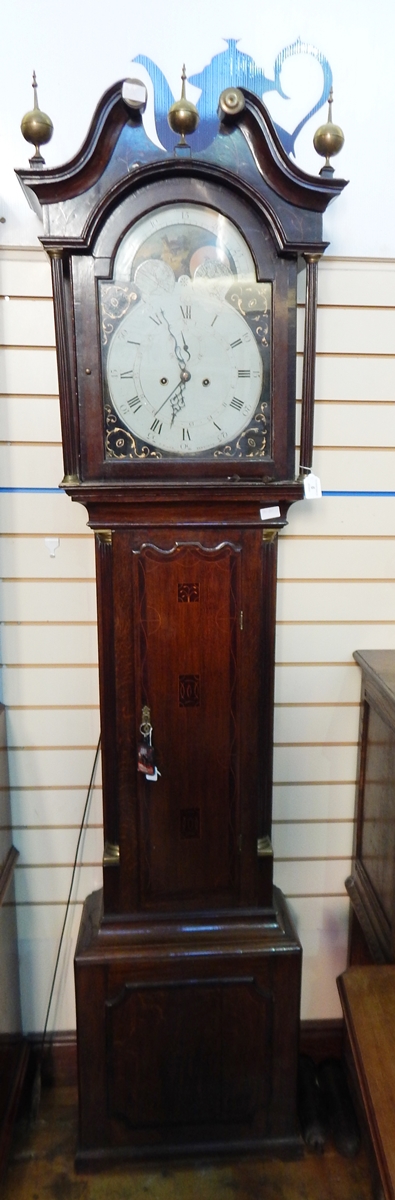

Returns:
161,311,189,369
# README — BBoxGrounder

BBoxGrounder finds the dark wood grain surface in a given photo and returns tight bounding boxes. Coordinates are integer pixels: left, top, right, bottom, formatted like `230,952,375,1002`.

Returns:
348,651,395,966
339,965,395,1200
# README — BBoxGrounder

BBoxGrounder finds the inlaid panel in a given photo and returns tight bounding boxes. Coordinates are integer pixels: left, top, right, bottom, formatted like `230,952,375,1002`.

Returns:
178,583,199,603
134,541,241,909
178,674,200,706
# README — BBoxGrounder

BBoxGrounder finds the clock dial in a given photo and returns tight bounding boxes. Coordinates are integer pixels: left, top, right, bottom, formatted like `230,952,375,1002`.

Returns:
100,204,271,460
106,280,262,455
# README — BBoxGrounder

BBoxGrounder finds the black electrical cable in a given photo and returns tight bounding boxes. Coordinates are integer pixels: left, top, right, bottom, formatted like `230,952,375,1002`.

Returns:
30,734,101,1120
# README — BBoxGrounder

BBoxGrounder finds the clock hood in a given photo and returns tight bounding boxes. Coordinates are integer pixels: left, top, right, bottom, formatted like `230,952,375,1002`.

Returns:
16,79,347,255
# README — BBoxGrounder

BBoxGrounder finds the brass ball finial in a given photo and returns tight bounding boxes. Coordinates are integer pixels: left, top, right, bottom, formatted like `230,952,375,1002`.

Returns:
167,65,199,146
313,88,344,177
21,71,54,169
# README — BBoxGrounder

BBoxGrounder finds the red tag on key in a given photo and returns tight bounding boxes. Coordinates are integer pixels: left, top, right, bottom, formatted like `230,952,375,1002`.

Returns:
137,743,156,775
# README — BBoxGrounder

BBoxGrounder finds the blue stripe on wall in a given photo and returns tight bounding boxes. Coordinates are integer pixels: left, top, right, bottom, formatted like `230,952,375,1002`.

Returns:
0,488,62,494
0,488,394,497
322,491,395,498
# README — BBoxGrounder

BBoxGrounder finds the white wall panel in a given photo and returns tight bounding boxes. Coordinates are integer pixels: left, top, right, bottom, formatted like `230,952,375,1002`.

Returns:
15,825,103,865
297,260,395,308
0,252,52,298
6,706,100,747
15,902,84,942
0,493,89,535
286,497,395,538
274,704,359,744
6,747,102,790
15,901,83,1033
272,821,353,860
1,665,99,707
273,745,357,784
273,783,356,823
13,892,95,1067
276,625,395,663
275,664,360,704
278,537,395,579
0,297,55,346
0,535,95,579
14,863,103,905
17,931,78,1033
288,894,350,1019
297,354,395,402
313,448,395,491
1,624,98,666
274,858,352,896
298,306,395,356
0,348,58,395
17,926,80,1032
0,581,97,622
9,788,102,829
297,401,395,449
315,259,395,308
0,445,63,489
0,397,62,442
277,582,395,624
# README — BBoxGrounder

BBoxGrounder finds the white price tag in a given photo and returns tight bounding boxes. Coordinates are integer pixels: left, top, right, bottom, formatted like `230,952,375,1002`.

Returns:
303,473,322,499
146,768,161,782
260,506,281,521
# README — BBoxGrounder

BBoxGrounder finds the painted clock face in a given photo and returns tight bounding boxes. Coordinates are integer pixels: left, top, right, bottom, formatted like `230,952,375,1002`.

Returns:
99,204,271,461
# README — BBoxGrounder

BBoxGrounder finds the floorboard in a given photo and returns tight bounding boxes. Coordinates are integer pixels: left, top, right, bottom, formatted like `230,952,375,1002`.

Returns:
3,1083,373,1200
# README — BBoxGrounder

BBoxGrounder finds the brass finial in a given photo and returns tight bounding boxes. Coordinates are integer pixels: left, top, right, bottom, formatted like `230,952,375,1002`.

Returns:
167,65,199,150
20,71,54,169
313,88,344,177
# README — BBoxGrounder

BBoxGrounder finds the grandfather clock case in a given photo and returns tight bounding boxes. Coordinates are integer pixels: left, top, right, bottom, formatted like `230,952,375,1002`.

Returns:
18,79,345,1167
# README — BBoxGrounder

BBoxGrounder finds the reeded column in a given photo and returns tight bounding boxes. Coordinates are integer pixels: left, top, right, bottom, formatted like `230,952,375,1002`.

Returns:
299,252,321,476
95,531,120,909
48,248,80,484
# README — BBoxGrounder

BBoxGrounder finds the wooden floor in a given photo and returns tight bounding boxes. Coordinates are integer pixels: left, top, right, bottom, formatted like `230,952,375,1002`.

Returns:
3,1084,373,1200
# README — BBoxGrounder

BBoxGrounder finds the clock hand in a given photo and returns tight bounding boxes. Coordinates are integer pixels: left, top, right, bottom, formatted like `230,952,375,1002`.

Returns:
160,311,188,370
181,332,190,361
169,382,186,427
154,374,189,418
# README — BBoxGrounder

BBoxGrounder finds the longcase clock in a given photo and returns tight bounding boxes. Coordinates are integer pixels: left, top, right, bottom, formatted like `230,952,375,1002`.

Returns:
17,76,346,1168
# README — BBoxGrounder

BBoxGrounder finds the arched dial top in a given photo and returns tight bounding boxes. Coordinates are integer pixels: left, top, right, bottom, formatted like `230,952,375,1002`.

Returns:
99,203,272,461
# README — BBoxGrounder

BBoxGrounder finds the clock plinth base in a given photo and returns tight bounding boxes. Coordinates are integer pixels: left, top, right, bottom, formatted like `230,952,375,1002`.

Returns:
74,887,302,1170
